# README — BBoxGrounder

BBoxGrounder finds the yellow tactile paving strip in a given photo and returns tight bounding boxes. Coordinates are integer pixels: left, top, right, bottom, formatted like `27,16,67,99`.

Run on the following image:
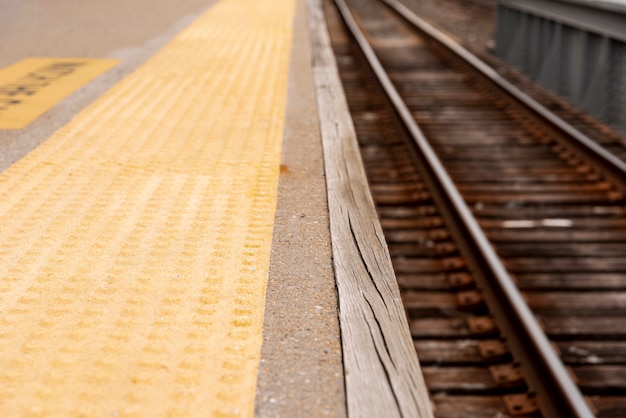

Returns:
0,0,295,416
0,58,119,129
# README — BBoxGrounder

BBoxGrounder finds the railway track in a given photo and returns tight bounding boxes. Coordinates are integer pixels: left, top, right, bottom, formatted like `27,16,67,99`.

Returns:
322,0,626,416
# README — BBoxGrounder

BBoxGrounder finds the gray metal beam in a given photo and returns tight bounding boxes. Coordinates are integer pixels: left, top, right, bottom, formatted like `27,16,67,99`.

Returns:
496,0,626,135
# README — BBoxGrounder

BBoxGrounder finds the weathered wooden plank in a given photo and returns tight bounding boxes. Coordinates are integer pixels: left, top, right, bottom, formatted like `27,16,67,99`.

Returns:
504,257,626,272
422,366,520,391
380,217,444,230
574,365,626,390
541,317,626,338
526,292,626,315
388,244,440,258
385,229,438,243
430,394,510,418
307,0,433,417
481,218,626,230
396,273,452,290
378,205,439,218
394,258,451,274
414,340,505,364
558,341,626,364
487,229,626,243
496,243,626,259
416,318,503,340
591,396,626,417
515,272,626,290
402,291,463,317
473,204,624,218
410,318,476,338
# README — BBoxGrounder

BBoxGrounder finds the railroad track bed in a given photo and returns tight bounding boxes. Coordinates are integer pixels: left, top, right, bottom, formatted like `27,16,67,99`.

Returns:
322,0,626,416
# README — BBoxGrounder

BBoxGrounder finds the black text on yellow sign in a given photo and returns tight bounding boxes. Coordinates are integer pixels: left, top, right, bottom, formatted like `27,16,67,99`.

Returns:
0,58,119,130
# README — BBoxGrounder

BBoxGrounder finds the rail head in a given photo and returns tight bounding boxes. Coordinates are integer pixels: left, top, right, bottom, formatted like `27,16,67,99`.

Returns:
331,0,597,416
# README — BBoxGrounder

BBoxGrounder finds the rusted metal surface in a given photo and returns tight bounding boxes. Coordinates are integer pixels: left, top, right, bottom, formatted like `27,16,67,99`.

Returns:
324,0,626,416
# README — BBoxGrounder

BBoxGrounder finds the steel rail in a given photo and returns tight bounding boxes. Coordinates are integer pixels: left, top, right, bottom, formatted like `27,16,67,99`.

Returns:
383,0,626,184
331,0,597,416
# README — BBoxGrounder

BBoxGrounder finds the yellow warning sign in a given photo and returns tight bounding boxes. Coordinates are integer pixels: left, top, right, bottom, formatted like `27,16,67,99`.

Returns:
0,58,119,129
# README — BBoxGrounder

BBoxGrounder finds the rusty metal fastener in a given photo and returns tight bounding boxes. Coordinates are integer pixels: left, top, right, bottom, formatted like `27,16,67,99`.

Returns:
466,316,498,336
503,393,539,416
446,272,474,288
478,339,509,361
441,257,466,271
428,228,450,241
455,290,484,309
489,363,525,386
435,242,457,255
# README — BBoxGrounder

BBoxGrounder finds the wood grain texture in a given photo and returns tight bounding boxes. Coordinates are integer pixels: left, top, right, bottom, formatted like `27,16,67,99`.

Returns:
307,0,434,416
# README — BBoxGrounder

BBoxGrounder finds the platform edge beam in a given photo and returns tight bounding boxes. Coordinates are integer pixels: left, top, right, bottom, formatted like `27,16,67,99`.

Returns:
306,0,434,417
